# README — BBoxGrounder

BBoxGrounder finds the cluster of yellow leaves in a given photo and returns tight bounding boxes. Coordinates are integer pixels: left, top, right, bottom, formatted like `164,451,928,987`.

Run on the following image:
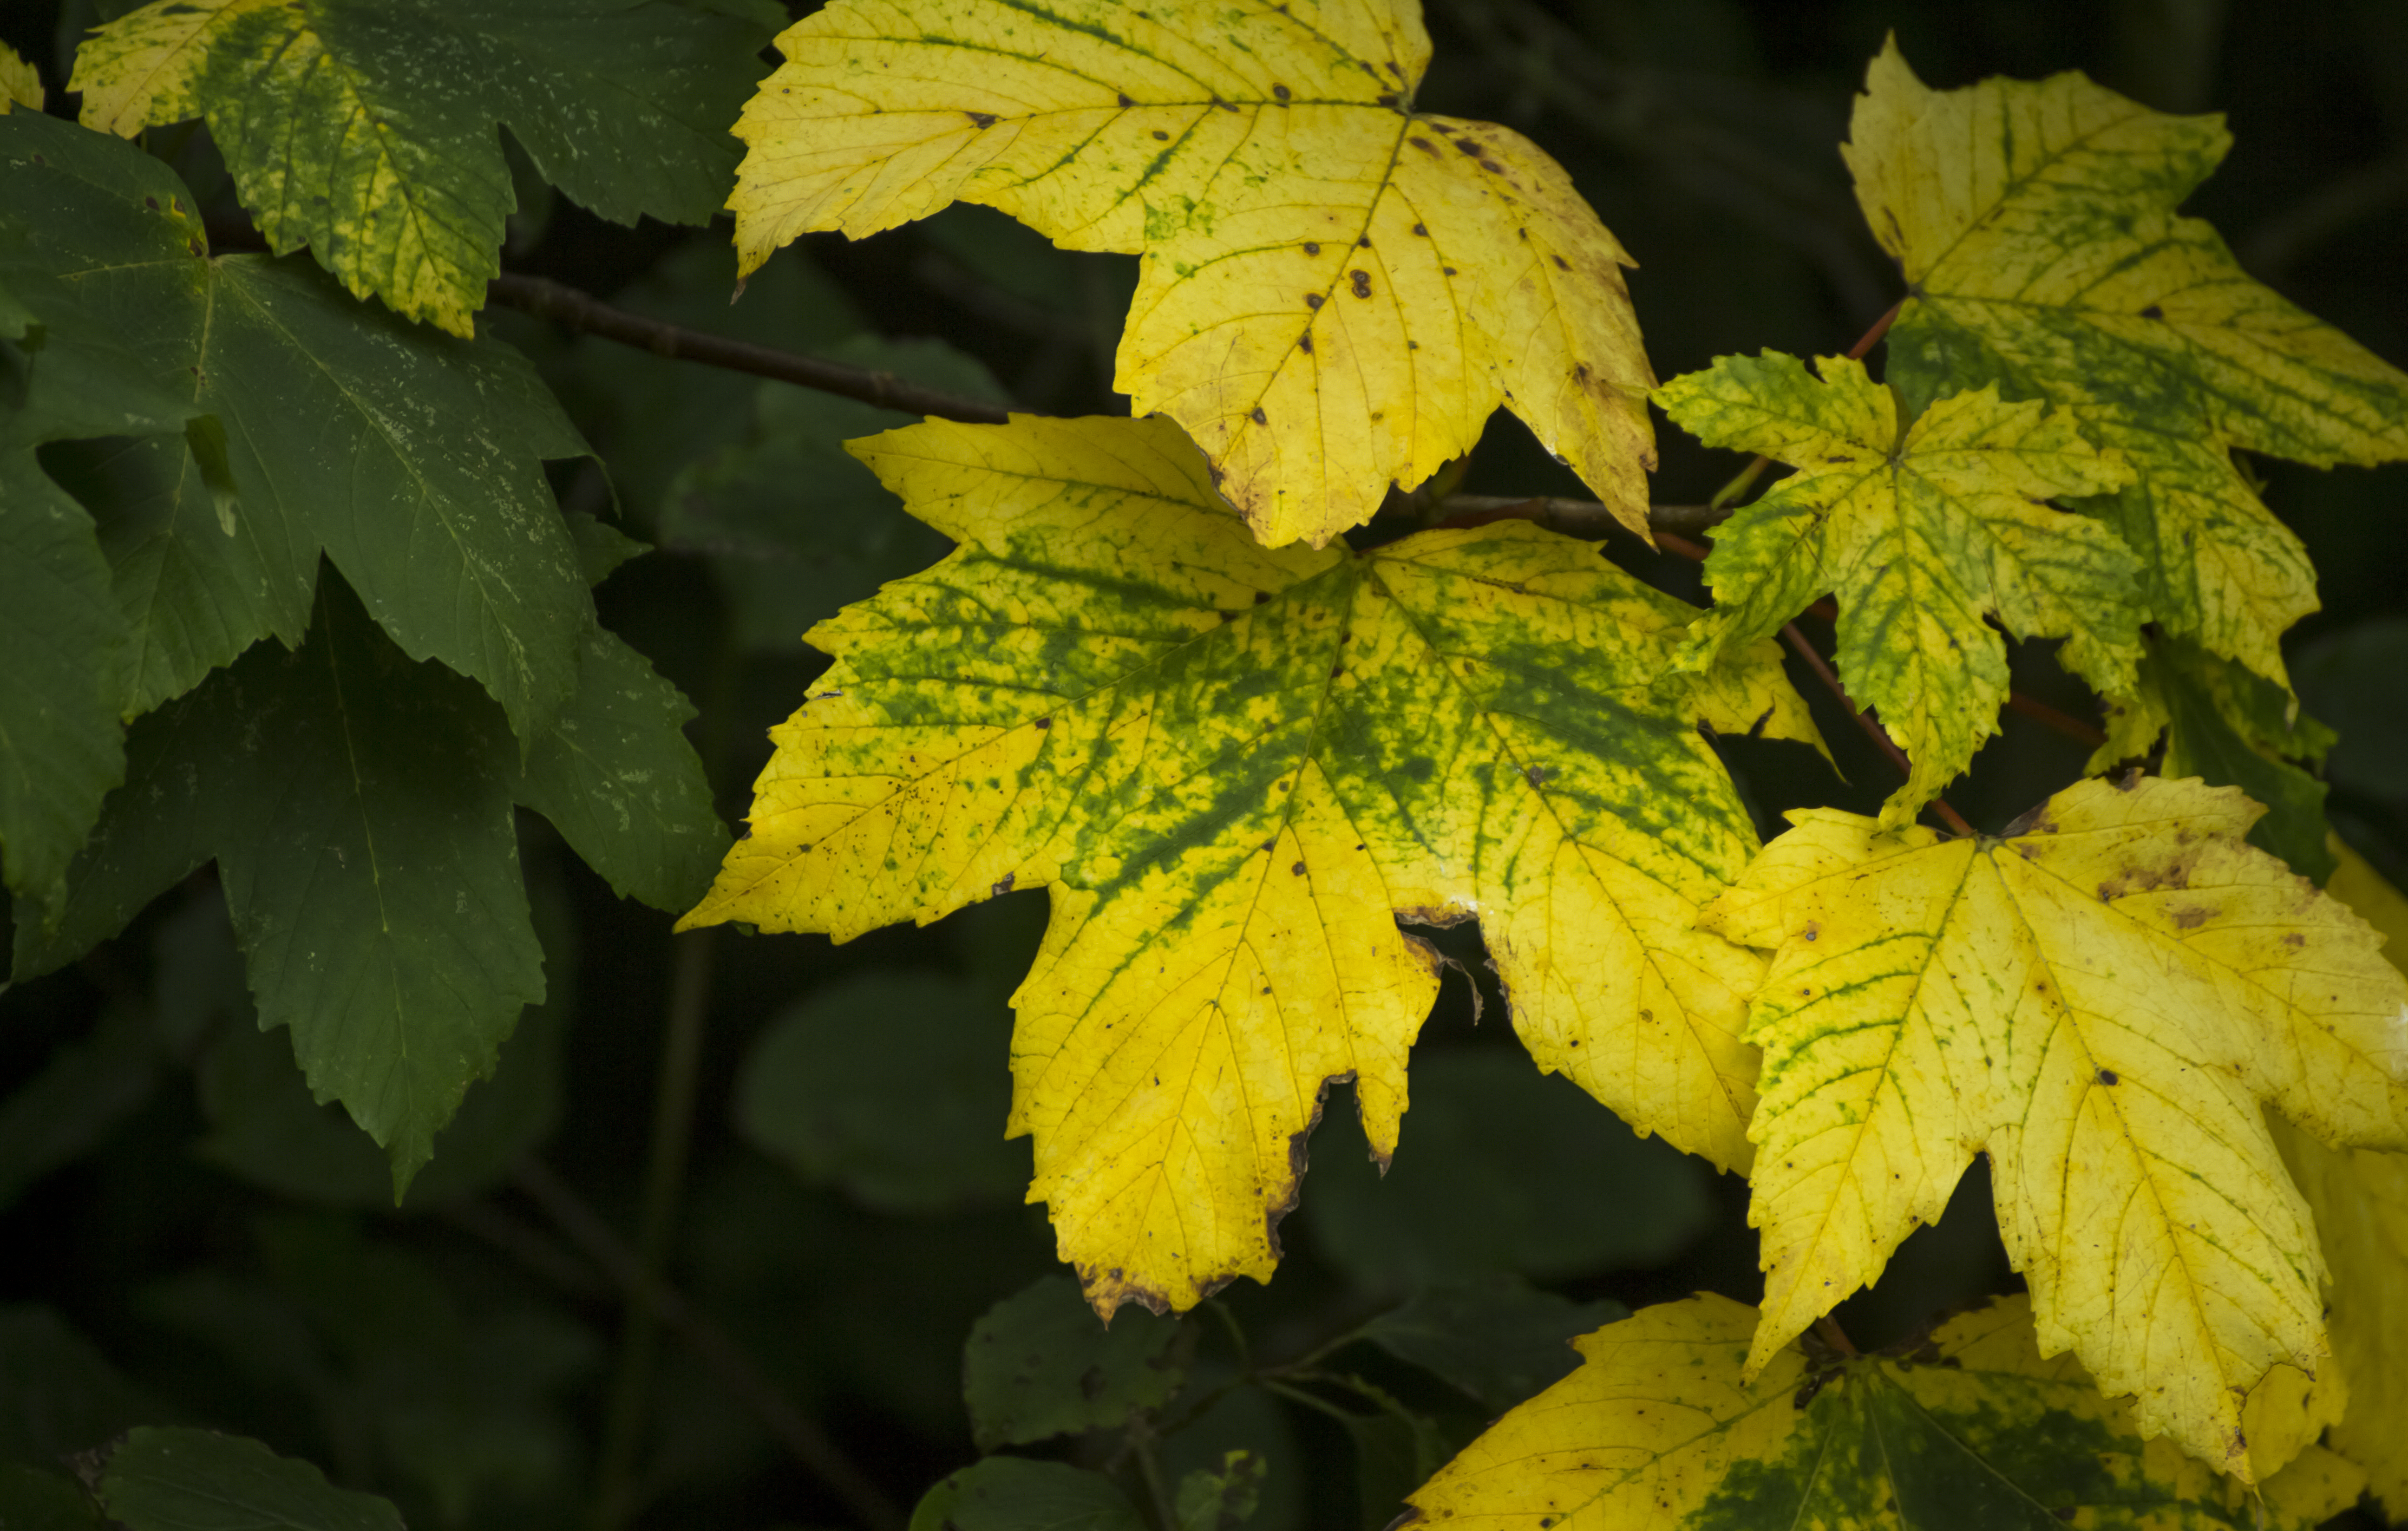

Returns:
698,0,2408,1503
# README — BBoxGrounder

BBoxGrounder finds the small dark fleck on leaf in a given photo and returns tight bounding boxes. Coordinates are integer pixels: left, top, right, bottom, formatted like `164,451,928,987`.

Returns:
144,196,159,210
1306,292,1323,308
1551,253,1570,270
1252,590,1269,604
1357,236,1371,247
1409,136,1438,154
1272,83,1291,101
1298,334,1313,353
1153,129,1170,140
2098,1068,2119,1086
1250,406,1267,424
1412,222,1427,236
967,111,997,129
1119,92,1136,107
1303,241,1319,255
1034,716,1053,729
1377,92,1399,107
2140,303,2164,319
1291,861,1306,875
1442,266,1457,276
1350,269,1372,297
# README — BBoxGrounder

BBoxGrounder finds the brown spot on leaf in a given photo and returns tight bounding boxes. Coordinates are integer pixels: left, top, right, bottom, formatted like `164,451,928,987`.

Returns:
1298,334,1313,353
1153,128,1170,140
1033,716,1053,728
2140,303,2164,319
1408,136,1439,154
1272,83,1291,101
1291,861,1307,875
1551,253,1570,270
1118,92,1136,107
967,111,997,129
2098,1068,2119,1086
1306,292,1323,308
2172,904,2214,929
992,873,1016,897
1250,406,1267,424
1302,241,1319,255
1350,269,1372,297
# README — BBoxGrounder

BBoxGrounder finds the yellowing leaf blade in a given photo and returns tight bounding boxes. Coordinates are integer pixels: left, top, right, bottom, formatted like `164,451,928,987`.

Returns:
728,0,1656,547
1846,39,2408,686
1659,353,2140,826
1701,775,2408,1477
2274,844,2408,1515
1403,1293,2364,1531
682,413,1810,1312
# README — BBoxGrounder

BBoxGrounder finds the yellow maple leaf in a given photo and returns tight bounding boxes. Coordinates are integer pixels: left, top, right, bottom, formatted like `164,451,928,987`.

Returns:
1697,774,2408,1479
1656,351,2140,827
679,412,1816,1315
0,41,41,113
725,0,1656,549
1845,38,2408,690
1400,1293,2363,1531
2275,841,2408,1516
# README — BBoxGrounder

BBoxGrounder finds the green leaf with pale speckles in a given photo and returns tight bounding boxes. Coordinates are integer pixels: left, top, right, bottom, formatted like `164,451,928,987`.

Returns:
0,111,593,753
1656,351,2141,829
71,0,782,335
1402,1293,2364,1531
679,412,1823,1317
1846,39,2408,692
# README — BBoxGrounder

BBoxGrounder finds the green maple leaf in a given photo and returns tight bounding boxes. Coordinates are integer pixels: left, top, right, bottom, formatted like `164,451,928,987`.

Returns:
1847,38,2408,690
0,112,593,756
680,412,1822,1315
70,0,782,334
1657,351,2141,826
1402,1294,2365,1531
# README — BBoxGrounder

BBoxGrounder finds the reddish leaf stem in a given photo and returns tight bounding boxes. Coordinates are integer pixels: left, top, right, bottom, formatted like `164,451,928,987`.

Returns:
1780,623,1976,838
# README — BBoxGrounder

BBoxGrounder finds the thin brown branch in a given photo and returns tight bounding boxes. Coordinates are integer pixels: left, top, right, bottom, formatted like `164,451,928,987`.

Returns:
484,273,1013,426
510,1158,905,1531
1429,494,1730,540
1780,623,1974,838
2005,691,2108,750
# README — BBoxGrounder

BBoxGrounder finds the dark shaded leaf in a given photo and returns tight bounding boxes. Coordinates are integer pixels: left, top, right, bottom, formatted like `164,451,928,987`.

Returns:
962,1276,1186,1452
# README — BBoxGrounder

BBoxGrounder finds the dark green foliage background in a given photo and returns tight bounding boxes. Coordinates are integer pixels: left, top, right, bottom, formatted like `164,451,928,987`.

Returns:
1,0,2404,1527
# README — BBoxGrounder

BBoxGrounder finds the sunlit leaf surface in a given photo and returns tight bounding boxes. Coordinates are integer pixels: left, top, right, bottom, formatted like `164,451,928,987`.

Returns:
681,412,1817,1314
726,0,1656,547
1848,39,2408,688
1400,1294,2363,1531
1699,775,2408,1478
1658,351,2139,826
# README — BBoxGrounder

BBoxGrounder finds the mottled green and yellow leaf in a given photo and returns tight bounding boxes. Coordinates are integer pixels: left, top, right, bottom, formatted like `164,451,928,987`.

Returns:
680,413,1817,1315
1657,351,2140,827
1400,1293,2362,1531
1847,39,2408,688
72,0,776,334
726,0,1655,548
1698,775,2408,1479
